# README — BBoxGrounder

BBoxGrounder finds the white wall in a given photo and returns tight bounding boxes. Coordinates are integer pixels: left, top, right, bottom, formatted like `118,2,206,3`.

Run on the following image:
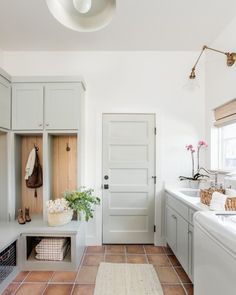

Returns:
0,48,4,68
3,51,205,245
206,17,236,168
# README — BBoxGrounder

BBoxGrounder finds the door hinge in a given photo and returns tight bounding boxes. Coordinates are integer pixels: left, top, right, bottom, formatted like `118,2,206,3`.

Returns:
154,127,157,135
154,225,156,233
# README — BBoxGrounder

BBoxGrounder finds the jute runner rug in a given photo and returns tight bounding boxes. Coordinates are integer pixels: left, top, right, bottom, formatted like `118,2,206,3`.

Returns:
94,263,164,295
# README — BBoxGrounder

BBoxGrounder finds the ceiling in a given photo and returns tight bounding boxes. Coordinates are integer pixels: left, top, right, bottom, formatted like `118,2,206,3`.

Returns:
0,0,236,51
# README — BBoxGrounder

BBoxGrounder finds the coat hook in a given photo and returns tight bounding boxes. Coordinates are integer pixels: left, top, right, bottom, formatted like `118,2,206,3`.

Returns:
34,143,39,151
66,143,71,152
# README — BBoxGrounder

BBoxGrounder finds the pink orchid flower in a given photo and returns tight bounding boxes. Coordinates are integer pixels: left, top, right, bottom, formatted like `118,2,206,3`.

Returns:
186,144,195,153
186,144,193,150
198,140,208,147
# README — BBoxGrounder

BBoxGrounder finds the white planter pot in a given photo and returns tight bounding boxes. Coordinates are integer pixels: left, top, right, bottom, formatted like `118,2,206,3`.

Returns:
188,180,201,189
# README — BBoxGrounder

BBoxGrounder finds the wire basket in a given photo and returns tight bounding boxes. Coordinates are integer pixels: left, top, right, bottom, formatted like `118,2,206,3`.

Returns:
0,242,16,284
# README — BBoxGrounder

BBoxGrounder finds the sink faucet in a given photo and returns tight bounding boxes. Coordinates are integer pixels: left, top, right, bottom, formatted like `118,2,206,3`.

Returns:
198,167,218,187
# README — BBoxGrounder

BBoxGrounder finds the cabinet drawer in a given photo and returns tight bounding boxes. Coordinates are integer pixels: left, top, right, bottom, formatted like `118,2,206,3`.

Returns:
189,208,197,226
166,193,188,221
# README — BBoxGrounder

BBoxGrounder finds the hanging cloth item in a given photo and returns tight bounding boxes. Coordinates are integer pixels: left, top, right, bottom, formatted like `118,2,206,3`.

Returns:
25,148,36,180
26,147,43,197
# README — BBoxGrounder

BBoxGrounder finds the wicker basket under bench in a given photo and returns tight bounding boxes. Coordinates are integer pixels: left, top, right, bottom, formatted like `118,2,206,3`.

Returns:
200,188,236,211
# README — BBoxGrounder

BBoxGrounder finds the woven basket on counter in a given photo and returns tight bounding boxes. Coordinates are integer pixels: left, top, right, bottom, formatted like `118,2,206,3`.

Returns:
200,188,236,211
47,209,73,227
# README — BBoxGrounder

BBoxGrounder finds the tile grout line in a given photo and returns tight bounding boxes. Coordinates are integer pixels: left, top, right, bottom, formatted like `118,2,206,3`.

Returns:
41,271,55,295
182,283,191,295
165,254,188,295
12,271,31,295
104,244,106,263
124,245,127,263
71,247,87,295
143,245,149,264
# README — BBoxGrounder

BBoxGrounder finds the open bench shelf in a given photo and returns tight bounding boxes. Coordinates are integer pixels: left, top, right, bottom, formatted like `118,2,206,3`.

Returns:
17,219,85,271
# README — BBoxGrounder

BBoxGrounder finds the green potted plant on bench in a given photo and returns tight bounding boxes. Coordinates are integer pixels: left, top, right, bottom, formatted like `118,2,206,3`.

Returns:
64,187,100,222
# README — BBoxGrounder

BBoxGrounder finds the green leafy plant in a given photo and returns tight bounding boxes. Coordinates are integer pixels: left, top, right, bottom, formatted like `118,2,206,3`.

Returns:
64,187,100,222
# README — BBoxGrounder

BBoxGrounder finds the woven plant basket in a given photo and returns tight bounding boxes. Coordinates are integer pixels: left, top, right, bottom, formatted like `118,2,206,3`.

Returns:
48,210,73,227
200,188,236,211
200,188,225,206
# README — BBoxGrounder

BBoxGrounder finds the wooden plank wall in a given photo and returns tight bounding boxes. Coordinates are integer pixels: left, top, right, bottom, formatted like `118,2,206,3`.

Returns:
52,135,77,199
21,136,43,214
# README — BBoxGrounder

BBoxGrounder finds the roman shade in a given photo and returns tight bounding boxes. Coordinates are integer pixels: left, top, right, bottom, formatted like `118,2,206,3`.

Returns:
214,99,236,127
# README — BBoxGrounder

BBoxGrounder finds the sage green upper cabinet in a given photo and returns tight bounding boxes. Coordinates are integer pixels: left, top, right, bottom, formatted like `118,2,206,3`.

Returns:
0,76,11,130
44,83,81,130
12,84,44,130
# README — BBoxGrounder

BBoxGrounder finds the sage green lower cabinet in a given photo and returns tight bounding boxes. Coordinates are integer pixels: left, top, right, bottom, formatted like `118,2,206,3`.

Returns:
176,213,189,273
166,204,188,274
165,193,196,282
188,224,194,281
166,206,177,253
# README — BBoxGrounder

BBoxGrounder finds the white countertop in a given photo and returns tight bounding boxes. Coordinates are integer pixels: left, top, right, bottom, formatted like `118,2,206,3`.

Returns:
165,187,210,211
0,216,82,252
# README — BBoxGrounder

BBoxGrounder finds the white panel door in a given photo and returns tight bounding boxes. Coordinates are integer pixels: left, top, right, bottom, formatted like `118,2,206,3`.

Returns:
45,83,81,130
102,114,156,244
12,83,44,130
0,76,11,130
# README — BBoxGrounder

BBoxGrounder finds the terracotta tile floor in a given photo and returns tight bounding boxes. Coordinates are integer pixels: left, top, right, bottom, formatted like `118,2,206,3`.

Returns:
3,245,193,295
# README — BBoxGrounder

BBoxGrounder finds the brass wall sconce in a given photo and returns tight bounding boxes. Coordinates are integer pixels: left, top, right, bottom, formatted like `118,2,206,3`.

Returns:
189,45,236,79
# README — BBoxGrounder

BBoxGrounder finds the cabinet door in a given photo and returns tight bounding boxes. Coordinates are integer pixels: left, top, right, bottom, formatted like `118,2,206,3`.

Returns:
166,206,177,254
12,84,44,130
0,76,11,129
45,83,81,130
176,214,189,274
188,224,194,281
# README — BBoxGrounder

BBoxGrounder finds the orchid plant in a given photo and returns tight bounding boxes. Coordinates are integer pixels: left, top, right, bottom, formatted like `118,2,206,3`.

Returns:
179,140,208,181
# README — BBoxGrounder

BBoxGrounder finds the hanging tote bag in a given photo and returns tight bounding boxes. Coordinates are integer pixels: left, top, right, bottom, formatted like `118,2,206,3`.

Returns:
26,148,43,197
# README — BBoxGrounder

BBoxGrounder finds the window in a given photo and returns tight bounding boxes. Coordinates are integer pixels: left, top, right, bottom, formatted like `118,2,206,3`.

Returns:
213,99,236,171
218,122,236,171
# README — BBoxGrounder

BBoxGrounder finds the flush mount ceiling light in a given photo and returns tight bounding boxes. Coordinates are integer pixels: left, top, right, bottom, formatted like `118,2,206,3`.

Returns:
45,0,116,32
189,45,236,79
73,0,92,14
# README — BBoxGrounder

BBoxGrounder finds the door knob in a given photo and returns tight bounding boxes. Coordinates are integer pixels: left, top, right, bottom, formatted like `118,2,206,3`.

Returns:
104,175,109,180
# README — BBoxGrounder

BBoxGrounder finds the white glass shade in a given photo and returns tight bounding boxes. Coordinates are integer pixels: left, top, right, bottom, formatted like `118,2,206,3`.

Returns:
45,0,116,32
73,0,92,14
183,77,200,91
